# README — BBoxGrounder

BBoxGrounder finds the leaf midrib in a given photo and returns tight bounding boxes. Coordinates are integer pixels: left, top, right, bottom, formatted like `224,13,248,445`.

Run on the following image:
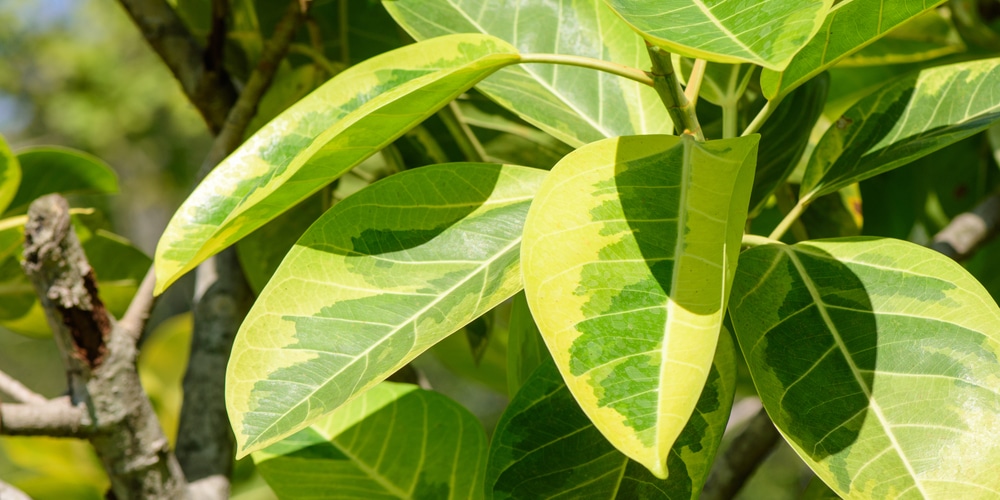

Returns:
782,246,930,497
246,232,524,450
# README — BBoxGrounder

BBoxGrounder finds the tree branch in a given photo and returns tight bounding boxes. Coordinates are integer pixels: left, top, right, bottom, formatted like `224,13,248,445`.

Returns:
175,3,306,499
116,0,238,133
0,396,89,438
702,407,780,500
931,193,1000,261
0,369,46,405
20,194,187,499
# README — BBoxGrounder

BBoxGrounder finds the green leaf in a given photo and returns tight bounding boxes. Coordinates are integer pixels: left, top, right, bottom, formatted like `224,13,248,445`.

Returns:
604,0,831,70
235,193,325,295
837,10,964,67
729,238,1000,499
750,72,830,217
761,0,948,100
6,147,117,215
227,163,545,456
254,383,488,500
505,291,550,396
486,332,735,499
154,34,521,294
0,135,21,215
800,58,1000,202
382,0,673,148
679,59,754,108
520,134,757,478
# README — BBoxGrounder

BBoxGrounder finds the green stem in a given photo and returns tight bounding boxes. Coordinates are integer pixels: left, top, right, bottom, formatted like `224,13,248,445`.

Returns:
742,234,783,249
685,59,708,105
769,197,809,241
289,43,344,76
518,53,654,87
645,44,704,141
742,96,782,136
722,101,738,139
438,101,487,162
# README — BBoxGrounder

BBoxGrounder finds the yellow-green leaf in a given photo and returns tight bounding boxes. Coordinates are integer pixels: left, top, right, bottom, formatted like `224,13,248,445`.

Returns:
0,135,21,215
227,163,545,456
383,0,672,148
730,238,1000,498
761,0,948,100
254,383,488,500
605,0,831,70
154,34,521,294
520,134,757,477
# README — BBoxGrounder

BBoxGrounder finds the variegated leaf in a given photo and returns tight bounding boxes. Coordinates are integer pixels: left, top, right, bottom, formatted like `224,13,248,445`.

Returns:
227,163,545,456
487,332,735,499
520,134,757,477
605,0,831,70
254,383,488,500
154,34,521,293
383,0,672,148
730,238,1000,499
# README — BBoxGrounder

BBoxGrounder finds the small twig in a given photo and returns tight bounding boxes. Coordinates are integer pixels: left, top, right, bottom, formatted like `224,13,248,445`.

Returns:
769,196,808,241
196,0,308,182
931,193,1000,261
742,96,783,137
645,43,704,141
439,101,488,162
0,369,46,405
0,478,32,500
702,407,781,500
116,0,238,133
518,53,654,87
0,396,88,438
120,266,158,341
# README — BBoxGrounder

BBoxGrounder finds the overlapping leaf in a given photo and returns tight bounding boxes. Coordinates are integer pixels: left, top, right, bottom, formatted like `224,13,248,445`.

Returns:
227,163,545,456
520,134,757,477
487,333,735,499
0,135,20,215
5,147,117,215
729,238,1000,498
801,58,1000,202
838,10,964,67
383,0,672,148
761,0,948,99
153,34,521,293
605,0,831,70
254,383,488,500
505,291,549,396
750,72,829,216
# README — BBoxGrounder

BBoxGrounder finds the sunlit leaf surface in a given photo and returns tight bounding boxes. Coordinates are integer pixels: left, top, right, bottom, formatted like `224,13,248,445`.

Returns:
761,0,948,99
383,0,672,147
154,34,521,293
6,147,117,215
227,163,545,456
487,333,735,499
801,58,1000,202
730,238,1000,499
0,135,21,215
521,134,757,477
605,0,831,70
255,383,488,500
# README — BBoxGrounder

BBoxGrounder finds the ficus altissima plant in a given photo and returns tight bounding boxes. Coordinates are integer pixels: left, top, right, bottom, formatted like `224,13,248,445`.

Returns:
147,1,1000,498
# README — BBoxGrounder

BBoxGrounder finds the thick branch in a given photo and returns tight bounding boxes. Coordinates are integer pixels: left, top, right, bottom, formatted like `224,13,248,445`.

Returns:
931,193,1000,261
646,43,704,141
116,0,237,133
702,407,780,500
0,397,89,438
176,4,305,498
21,194,187,499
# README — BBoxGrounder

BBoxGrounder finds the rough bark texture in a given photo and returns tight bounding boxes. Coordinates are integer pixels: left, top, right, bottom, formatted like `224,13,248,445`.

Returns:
932,193,1000,261
117,0,237,133
19,195,188,500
